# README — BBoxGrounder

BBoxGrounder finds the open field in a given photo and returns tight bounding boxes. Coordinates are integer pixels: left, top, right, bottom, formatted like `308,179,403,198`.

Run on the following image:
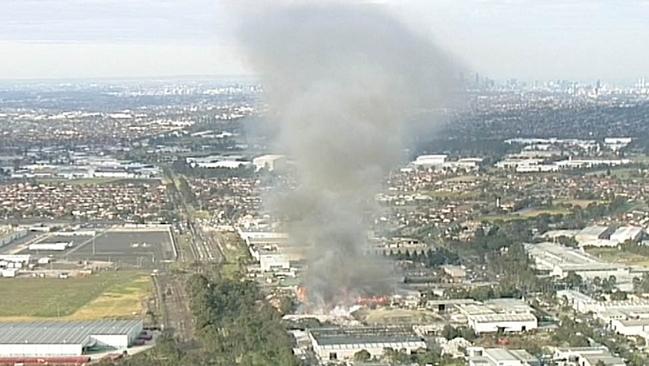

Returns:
218,231,250,279
480,207,569,222
554,199,600,208
426,190,480,200
0,271,151,321
516,207,570,217
443,175,480,183
585,167,643,179
586,247,649,268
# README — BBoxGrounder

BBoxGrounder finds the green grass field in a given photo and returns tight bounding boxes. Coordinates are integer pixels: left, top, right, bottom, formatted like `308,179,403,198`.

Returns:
480,207,569,222
219,232,252,279
586,247,649,268
0,271,151,320
555,199,600,208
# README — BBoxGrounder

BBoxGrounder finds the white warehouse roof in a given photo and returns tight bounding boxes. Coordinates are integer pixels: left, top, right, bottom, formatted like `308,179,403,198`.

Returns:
0,320,142,345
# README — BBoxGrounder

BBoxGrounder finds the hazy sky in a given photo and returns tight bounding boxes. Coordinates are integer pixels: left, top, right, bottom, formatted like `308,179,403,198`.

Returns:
0,0,648,81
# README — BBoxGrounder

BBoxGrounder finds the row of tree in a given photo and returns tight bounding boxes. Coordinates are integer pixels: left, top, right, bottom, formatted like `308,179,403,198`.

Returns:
113,274,298,366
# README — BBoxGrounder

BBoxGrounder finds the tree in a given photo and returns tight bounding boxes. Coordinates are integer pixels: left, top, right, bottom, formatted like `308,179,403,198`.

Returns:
354,349,371,362
441,324,458,340
564,271,583,289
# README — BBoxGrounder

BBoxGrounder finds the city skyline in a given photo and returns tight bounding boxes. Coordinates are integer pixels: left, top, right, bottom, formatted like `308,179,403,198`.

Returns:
0,0,648,81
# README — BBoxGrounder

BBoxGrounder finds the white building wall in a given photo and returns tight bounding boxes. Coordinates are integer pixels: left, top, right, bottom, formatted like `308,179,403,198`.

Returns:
314,341,426,361
471,319,538,334
127,320,144,344
610,321,649,340
91,334,130,349
0,343,83,356
259,254,290,272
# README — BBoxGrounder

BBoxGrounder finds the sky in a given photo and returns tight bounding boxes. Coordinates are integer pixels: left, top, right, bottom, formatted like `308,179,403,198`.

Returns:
0,0,648,81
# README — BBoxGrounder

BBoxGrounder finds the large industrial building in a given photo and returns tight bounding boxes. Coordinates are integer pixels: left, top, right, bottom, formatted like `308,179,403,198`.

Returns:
412,154,447,169
575,225,613,247
559,289,649,341
459,298,538,334
308,326,426,361
467,313,538,334
0,226,28,247
553,346,625,366
468,347,540,366
252,154,286,172
525,242,637,290
609,226,644,244
0,320,143,357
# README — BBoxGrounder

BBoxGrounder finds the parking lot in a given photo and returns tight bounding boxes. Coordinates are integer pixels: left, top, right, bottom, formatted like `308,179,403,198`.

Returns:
66,229,175,269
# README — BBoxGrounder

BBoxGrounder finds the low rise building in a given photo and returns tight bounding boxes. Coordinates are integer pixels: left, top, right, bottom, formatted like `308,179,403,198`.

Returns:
252,154,286,171
308,326,426,362
259,252,290,272
467,313,538,334
553,346,625,366
0,320,143,357
468,347,540,366
610,226,644,244
0,226,28,247
525,242,634,288
575,226,612,246
459,298,538,334
441,265,466,282
413,155,447,169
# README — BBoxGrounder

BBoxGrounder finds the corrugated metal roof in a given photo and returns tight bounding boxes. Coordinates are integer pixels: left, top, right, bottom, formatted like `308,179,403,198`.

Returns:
0,320,142,345
309,327,422,346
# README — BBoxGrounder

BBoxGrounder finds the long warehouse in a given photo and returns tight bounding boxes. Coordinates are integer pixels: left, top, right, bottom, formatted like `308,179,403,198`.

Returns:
0,320,143,357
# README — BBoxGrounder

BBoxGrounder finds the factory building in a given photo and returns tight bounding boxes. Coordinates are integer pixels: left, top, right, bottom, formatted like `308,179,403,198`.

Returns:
186,155,250,169
240,230,307,261
442,157,483,171
558,289,649,341
553,346,625,366
609,226,644,244
252,154,286,172
459,299,538,334
28,241,72,251
412,155,447,169
467,313,538,334
0,320,143,357
259,252,290,272
0,255,31,266
308,326,426,361
468,347,540,366
441,265,466,282
575,226,612,246
525,242,634,289
0,254,30,277
0,227,28,247
610,318,649,341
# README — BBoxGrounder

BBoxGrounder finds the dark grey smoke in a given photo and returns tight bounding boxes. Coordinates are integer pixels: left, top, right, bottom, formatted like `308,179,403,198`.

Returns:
237,2,459,307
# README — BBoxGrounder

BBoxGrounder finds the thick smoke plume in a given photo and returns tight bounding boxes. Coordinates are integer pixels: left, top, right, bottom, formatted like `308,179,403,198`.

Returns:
238,2,458,307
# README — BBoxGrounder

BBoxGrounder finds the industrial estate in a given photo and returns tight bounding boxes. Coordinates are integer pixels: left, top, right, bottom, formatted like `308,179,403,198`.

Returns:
3,74,649,366
3,2,649,366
